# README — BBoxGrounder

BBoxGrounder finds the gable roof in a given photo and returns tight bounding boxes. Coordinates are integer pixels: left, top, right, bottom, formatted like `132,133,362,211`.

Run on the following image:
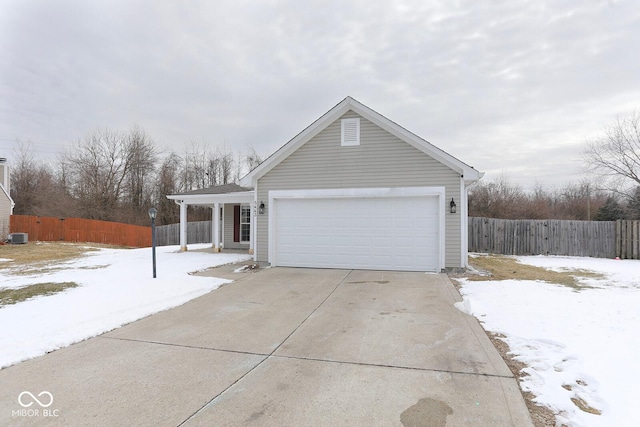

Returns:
0,182,14,211
0,159,14,210
240,96,482,187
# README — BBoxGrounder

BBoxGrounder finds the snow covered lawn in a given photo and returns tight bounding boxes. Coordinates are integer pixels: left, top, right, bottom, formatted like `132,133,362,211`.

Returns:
0,244,250,370
456,255,640,427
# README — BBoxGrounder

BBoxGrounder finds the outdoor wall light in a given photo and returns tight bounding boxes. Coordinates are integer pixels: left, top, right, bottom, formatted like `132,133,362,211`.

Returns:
259,201,265,215
449,198,457,214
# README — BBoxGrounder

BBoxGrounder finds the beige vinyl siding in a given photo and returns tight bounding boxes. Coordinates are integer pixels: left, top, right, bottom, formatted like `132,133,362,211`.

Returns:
223,203,249,249
0,164,7,190
257,111,463,268
0,190,10,239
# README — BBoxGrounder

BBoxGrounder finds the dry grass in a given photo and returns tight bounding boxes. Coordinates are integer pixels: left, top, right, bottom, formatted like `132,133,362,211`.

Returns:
0,242,124,275
452,254,607,426
0,242,126,307
0,242,97,266
0,282,78,306
467,254,604,290
570,397,602,415
487,333,557,426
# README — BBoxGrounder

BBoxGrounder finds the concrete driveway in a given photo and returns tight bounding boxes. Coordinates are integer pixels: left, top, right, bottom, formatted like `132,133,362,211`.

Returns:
0,266,533,426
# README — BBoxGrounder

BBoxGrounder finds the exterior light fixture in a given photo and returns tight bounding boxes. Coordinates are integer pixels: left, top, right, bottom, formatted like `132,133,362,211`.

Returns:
148,207,158,278
259,201,265,215
449,198,456,214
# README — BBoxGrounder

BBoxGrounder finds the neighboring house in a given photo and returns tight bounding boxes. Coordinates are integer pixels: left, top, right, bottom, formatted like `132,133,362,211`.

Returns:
0,158,15,240
168,97,483,272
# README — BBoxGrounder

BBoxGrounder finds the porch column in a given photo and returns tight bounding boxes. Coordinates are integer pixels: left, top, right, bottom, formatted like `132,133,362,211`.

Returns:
249,200,255,255
179,201,187,252
212,202,221,252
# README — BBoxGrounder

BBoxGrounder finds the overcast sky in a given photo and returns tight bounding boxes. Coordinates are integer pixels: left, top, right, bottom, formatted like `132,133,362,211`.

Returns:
1,0,639,190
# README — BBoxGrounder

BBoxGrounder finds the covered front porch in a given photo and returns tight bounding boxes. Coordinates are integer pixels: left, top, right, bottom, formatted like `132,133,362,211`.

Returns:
166,184,256,255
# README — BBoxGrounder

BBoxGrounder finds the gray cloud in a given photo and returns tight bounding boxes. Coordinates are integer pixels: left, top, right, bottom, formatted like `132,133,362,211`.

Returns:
1,0,638,189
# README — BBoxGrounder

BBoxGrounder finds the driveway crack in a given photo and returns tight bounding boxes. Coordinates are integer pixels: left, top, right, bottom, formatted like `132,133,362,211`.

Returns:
176,269,353,426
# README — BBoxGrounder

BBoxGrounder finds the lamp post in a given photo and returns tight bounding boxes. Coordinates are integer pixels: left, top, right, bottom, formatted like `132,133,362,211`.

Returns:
148,207,157,278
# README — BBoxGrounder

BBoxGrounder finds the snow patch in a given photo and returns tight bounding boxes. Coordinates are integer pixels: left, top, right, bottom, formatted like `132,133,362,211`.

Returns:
0,244,250,369
458,255,640,427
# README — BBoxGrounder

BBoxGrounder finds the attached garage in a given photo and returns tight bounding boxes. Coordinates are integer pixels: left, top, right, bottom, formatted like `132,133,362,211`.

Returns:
269,188,445,272
170,97,482,271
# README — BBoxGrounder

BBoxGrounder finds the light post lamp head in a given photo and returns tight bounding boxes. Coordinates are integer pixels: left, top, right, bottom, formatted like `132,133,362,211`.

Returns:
148,207,157,220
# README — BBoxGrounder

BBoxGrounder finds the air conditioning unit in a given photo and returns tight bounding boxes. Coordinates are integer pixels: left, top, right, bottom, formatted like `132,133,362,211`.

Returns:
10,233,28,244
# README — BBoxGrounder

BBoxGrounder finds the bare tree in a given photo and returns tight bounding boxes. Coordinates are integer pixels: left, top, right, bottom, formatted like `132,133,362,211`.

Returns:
584,112,640,198
10,144,77,217
468,174,527,219
123,126,157,222
179,141,237,190
552,180,606,220
245,146,263,173
468,175,610,220
627,186,640,220
153,152,182,225
62,128,155,223
181,141,211,191
217,145,234,185
10,143,46,215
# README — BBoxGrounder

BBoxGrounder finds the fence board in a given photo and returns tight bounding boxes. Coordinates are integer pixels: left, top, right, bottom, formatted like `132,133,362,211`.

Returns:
616,220,640,259
469,217,617,258
10,215,152,247
154,221,212,246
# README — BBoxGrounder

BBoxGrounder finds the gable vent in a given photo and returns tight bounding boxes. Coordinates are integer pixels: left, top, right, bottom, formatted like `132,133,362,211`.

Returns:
341,118,360,146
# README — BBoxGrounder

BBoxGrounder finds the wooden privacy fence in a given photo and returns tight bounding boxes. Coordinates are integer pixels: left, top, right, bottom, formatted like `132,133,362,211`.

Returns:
617,220,640,260
10,215,152,247
11,214,640,258
155,221,211,246
468,217,618,258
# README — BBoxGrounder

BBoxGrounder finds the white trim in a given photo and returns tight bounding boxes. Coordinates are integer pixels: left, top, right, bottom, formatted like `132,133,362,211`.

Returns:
221,204,225,249
268,187,445,271
459,178,466,269
249,200,255,255
241,97,482,188
239,204,251,243
463,178,482,268
252,186,258,261
0,163,9,196
213,202,221,250
167,191,254,205
179,202,187,251
0,184,14,214
341,117,360,146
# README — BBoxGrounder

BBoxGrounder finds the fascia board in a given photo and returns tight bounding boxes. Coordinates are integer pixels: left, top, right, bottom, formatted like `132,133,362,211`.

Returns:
166,191,254,205
347,100,482,180
240,96,483,185
0,183,13,205
240,98,353,186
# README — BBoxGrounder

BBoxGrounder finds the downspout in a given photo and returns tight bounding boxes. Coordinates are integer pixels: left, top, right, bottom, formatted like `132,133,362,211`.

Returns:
463,174,484,268
252,178,258,263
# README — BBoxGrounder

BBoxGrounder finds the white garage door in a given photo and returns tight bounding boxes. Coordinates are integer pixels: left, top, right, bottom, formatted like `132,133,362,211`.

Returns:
271,189,443,272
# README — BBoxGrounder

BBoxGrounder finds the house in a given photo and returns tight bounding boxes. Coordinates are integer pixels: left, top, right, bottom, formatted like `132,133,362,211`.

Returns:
0,158,15,240
167,97,483,272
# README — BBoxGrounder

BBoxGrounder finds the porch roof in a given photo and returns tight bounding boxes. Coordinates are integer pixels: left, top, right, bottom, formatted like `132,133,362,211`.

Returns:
167,183,254,205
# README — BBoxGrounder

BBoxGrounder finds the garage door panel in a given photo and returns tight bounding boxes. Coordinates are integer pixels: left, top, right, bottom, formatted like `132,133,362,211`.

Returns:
273,194,440,272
